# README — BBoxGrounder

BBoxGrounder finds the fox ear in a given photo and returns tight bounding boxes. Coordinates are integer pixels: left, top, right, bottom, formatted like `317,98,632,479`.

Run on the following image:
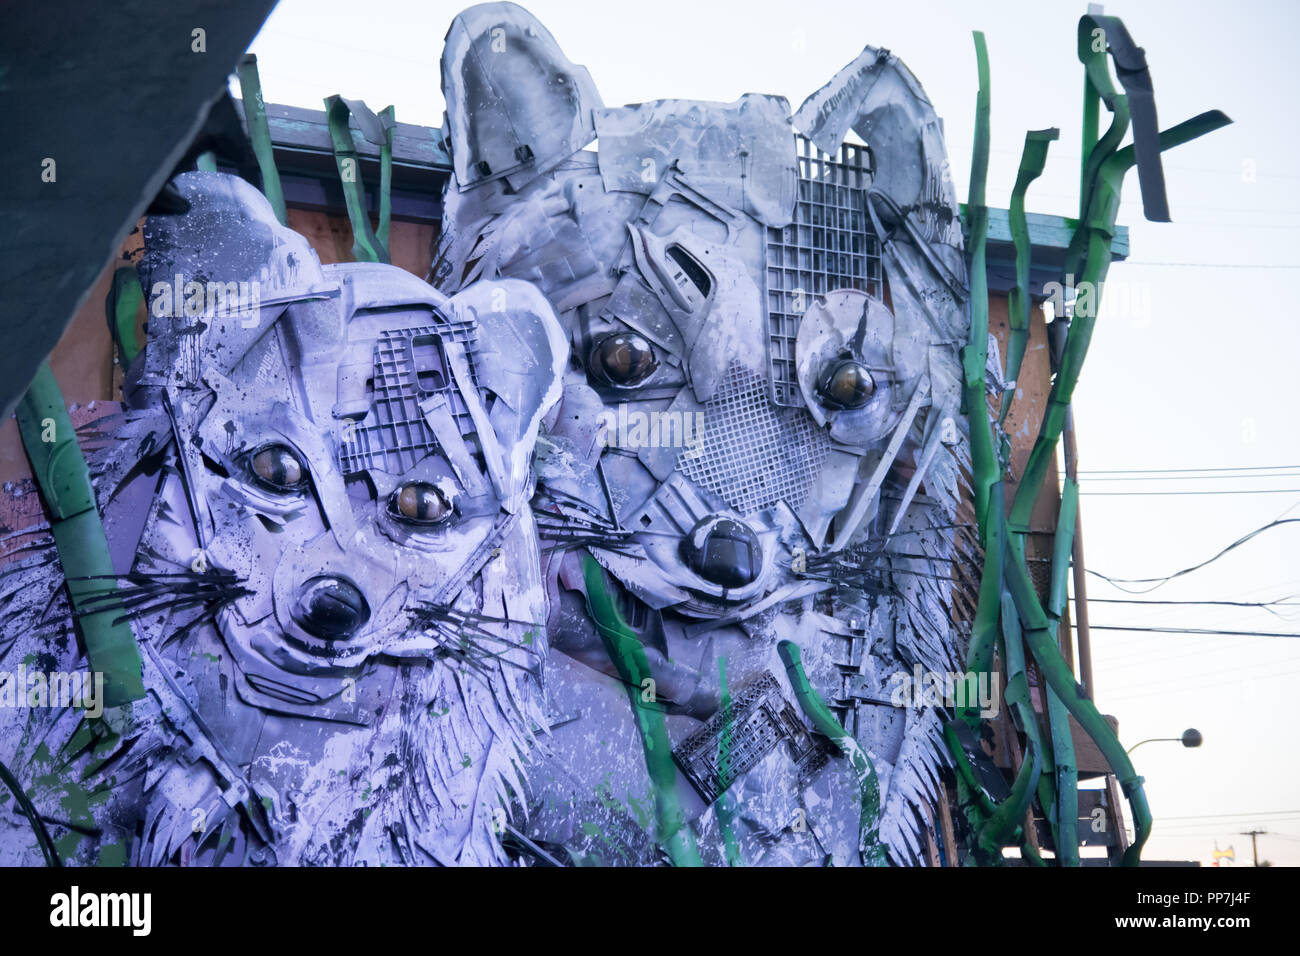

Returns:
793,46,957,218
449,279,567,512
137,171,330,384
441,2,602,192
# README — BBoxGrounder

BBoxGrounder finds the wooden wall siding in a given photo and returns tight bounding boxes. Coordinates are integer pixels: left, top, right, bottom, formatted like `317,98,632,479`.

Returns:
0,213,435,485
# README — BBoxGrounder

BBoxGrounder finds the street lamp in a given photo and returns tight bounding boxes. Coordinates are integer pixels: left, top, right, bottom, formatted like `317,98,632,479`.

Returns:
1126,728,1203,755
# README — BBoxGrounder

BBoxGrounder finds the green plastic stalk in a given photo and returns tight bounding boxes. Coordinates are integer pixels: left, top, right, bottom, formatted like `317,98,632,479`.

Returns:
1002,538,1148,865
105,266,143,367
580,554,702,866
1010,110,1232,533
377,105,395,249
1001,128,1058,426
989,592,1054,850
946,32,1009,861
1045,677,1079,866
1081,76,1099,215
962,31,996,536
1048,480,1079,620
777,640,887,866
1042,479,1081,864
963,482,1003,730
16,364,144,707
1003,592,1061,846
979,732,1038,854
237,54,288,225
324,95,390,264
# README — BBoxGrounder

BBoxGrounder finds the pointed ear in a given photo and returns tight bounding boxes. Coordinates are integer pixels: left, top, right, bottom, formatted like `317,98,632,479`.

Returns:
449,279,567,511
793,46,955,216
441,3,602,192
137,171,332,383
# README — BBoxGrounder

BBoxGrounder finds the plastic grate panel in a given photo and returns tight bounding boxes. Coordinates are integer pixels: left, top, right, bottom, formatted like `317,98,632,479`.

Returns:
337,316,481,477
677,363,829,515
765,135,883,407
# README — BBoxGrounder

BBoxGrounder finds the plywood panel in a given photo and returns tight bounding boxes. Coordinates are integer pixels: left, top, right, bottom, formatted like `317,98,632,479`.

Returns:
1,211,438,484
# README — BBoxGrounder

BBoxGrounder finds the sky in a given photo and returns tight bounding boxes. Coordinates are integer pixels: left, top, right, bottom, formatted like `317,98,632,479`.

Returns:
241,0,1300,866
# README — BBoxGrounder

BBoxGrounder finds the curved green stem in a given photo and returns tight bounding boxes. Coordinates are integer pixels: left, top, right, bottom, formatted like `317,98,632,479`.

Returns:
580,554,702,867
17,364,144,707
778,640,887,866
236,54,287,225
1001,128,1058,425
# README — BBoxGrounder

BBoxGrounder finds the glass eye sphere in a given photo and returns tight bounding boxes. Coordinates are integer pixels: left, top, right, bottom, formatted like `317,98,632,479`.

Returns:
818,359,875,410
680,515,762,589
590,333,657,387
390,482,453,525
291,576,370,641
250,444,307,492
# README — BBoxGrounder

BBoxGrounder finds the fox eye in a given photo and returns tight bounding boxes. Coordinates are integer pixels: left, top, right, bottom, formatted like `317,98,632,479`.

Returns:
818,359,875,410
389,482,453,526
589,333,656,387
248,444,309,493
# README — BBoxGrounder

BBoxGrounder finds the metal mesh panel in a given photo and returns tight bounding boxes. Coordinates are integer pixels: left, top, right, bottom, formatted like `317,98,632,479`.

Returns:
337,317,480,477
765,135,883,406
672,672,827,804
677,363,829,515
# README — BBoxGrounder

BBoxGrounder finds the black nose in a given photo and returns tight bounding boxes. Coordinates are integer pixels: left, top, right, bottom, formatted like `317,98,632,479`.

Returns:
292,576,370,640
680,516,762,589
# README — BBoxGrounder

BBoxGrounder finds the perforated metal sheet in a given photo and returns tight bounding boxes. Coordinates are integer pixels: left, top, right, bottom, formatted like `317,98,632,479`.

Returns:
676,363,829,515
764,135,883,406
672,672,827,804
337,319,480,477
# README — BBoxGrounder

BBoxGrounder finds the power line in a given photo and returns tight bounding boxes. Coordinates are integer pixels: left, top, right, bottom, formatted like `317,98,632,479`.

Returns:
1079,488,1300,496
1079,465,1300,475
1081,625,1300,639
1030,186,1300,213
1092,612,1300,665
1095,629,1300,670
1158,810,1300,822
1103,663,1300,701
1157,819,1300,833
1120,261,1300,269
1103,671,1300,704
1089,580,1300,660
1162,221,1300,232
1157,827,1300,838
1085,518,1300,592
1077,472,1300,482
1158,821,1300,831
1086,576,1300,638
1101,651,1300,694
984,146,1300,181
1084,597,1300,609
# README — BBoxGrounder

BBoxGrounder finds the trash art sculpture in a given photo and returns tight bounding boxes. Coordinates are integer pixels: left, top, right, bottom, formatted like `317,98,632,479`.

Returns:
433,2,972,865
0,1,1228,868
0,172,568,865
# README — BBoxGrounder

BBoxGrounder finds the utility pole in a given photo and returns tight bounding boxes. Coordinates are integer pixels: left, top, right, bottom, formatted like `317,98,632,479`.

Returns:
1240,829,1266,866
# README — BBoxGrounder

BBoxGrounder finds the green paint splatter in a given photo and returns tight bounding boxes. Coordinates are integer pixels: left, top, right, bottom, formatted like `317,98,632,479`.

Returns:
97,841,128,867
